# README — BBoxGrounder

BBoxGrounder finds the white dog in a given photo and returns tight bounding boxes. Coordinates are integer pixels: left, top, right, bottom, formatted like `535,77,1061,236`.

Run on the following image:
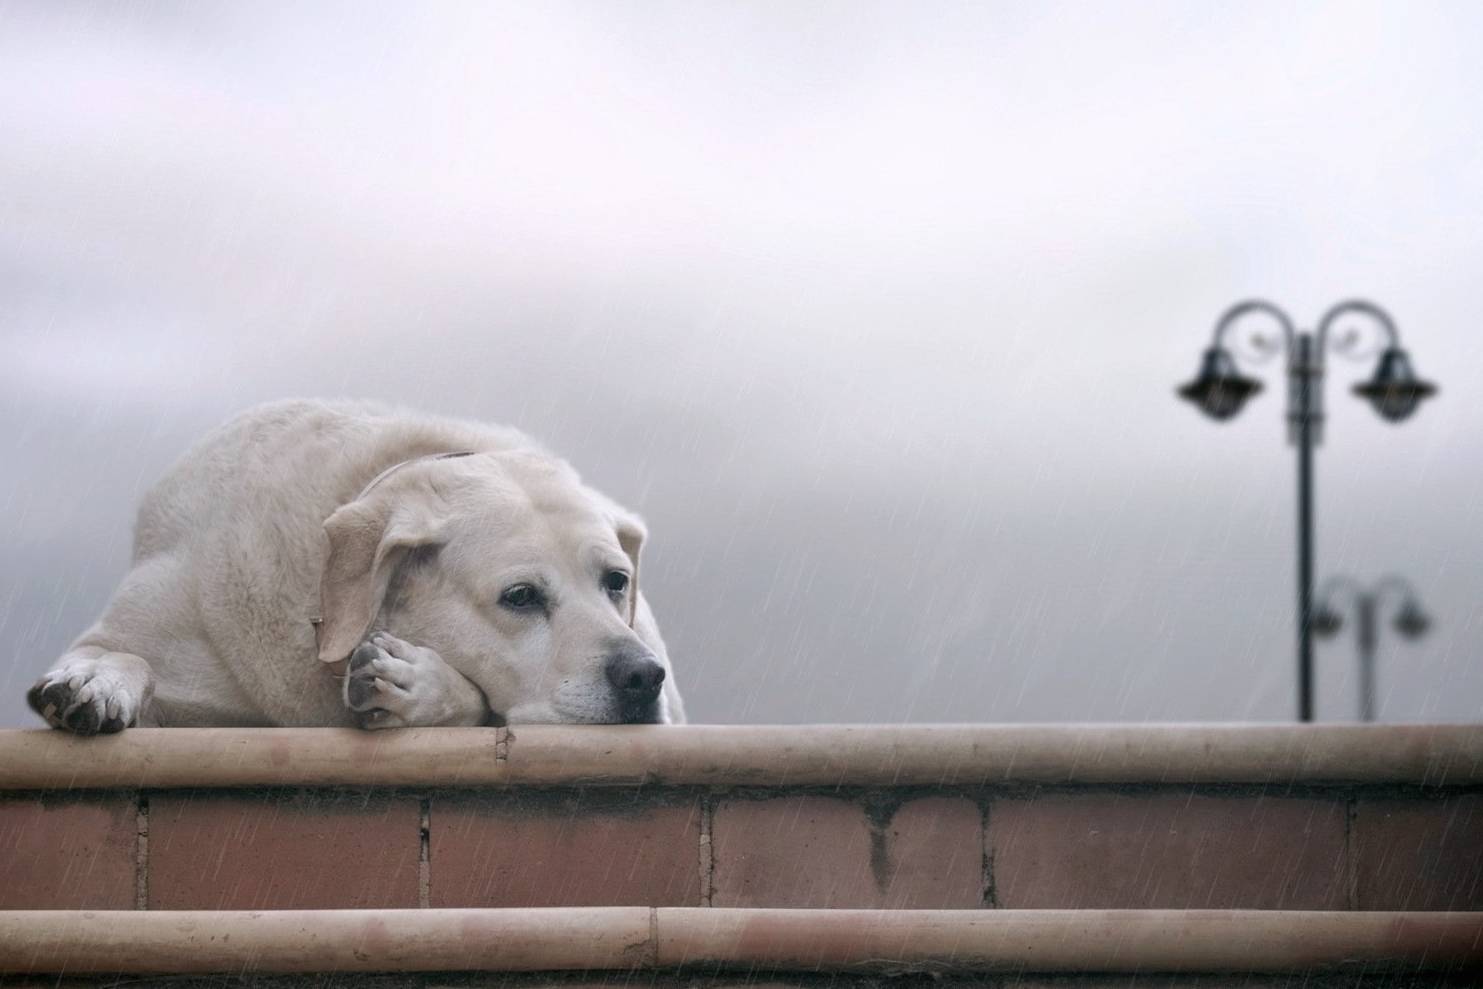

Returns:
26,400,685,732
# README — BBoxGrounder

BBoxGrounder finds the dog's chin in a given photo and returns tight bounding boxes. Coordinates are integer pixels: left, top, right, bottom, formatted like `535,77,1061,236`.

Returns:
504,700,667,725
615,701,664,725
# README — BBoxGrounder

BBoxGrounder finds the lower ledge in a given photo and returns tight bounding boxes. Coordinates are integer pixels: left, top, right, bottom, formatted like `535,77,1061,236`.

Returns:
1,908,1478,975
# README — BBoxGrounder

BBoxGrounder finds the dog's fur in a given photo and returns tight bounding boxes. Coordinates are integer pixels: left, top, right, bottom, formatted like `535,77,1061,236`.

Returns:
26,400,685,731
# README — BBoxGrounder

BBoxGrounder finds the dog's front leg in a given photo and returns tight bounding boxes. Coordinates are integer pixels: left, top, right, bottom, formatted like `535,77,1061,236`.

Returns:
344,633,489,729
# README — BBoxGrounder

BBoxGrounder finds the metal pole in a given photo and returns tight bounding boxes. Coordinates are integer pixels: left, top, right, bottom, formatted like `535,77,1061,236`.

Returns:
1357,593,1377,723
1293,334,1316,722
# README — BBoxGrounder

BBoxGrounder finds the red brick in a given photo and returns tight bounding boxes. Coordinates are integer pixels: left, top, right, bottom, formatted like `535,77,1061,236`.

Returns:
430,791,701,907
1355,794,1483,910
711,795,982,908
988,793,1347,909
147,791,419,909
0,794,137,909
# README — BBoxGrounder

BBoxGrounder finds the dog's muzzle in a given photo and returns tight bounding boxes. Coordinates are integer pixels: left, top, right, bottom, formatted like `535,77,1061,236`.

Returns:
605,650,666,724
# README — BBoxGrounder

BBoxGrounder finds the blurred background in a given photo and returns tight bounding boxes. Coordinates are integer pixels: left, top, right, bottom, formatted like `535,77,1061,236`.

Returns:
2,1,1480,725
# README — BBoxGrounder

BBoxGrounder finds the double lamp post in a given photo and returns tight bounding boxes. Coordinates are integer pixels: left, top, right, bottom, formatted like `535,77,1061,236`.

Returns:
1312,574,1431,723
1177,299,1437,722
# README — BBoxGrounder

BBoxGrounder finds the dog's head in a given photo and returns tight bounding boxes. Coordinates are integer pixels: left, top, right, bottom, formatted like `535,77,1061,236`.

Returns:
315,450,677,724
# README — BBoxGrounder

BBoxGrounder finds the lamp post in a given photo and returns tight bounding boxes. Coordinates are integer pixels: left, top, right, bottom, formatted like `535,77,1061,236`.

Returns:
1312,576,1432,722
1177,300,1437,722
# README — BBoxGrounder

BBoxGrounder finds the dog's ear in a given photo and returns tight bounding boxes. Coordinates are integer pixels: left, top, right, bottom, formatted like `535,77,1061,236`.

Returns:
317,493,443,664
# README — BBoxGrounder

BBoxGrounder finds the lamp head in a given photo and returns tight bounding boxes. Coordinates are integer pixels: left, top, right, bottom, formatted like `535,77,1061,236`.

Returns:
1393,600,1432,639
1353,348,1437,422
1311,606,1345,639
1177,347,1263,421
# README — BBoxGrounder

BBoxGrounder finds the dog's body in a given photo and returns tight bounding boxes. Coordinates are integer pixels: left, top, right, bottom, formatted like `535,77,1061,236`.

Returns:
27,400,684,732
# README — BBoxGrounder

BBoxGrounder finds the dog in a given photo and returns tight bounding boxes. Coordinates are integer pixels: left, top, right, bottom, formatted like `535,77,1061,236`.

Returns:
26,399,685,732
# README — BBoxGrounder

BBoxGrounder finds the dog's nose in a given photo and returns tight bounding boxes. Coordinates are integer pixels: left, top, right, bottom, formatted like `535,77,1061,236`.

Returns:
605,651,665,703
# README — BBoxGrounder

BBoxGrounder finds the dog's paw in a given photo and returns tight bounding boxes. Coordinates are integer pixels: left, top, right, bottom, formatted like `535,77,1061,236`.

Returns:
27,658,142,735
344,633,485,729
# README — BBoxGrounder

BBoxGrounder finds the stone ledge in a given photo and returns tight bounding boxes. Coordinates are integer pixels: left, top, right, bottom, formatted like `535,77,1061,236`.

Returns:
0,908,1478,975
1,724,1480,789
4,727,1478,915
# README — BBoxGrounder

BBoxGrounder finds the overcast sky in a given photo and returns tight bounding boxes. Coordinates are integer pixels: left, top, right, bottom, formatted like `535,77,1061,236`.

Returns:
2,0,1480,726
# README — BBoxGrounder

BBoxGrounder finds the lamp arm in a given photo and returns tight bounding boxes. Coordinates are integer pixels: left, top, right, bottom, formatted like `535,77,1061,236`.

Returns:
1371,574,1421,610
1314,575,1364,614
1315,299,1401,359
1211,300,1296,360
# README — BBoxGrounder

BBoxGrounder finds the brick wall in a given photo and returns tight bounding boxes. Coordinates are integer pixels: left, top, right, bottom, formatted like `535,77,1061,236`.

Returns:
4,783,1478,912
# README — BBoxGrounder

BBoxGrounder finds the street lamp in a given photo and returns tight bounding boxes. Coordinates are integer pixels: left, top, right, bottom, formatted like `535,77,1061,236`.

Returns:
1177,299,1437,722
1312,576,1432,722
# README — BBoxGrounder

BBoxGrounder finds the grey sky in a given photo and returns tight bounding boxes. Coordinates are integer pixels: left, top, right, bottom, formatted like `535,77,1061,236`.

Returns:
2,0,1480,725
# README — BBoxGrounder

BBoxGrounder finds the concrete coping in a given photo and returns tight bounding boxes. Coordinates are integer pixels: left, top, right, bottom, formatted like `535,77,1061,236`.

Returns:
0,723,1479,789
0,908,1478,974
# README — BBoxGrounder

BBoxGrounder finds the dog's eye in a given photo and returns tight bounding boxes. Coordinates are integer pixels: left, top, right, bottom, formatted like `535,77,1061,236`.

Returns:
499,584,544,610
603,571,630,595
